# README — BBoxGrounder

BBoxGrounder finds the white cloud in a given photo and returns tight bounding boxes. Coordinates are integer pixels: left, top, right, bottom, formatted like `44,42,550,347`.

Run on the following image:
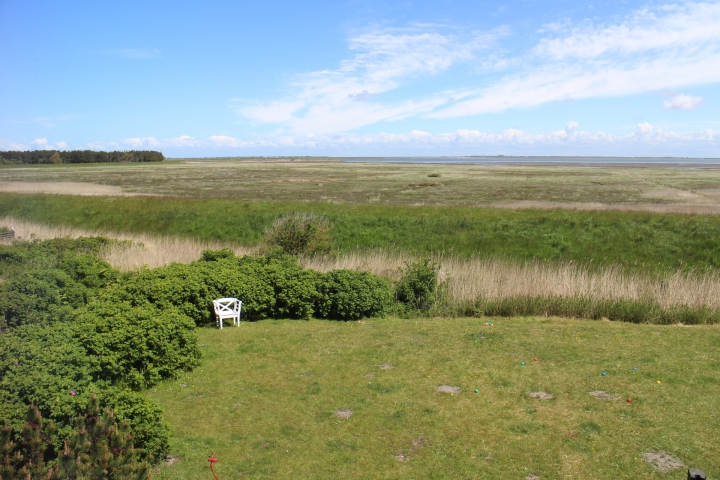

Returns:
663,94,703,109
236,27,503,133
122,137,161,148
16,138,69,150
636,122,654,134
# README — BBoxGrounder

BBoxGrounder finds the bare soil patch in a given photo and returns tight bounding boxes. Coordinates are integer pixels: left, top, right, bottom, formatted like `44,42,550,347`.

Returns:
334,409,353,419
436,385,461,394
642,451,684,473
376,363,394,370
589,390,619,401
528,391,554,400
0,181,149,196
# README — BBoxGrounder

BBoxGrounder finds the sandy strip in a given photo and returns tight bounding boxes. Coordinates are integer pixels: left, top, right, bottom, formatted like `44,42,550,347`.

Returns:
0,181,152,196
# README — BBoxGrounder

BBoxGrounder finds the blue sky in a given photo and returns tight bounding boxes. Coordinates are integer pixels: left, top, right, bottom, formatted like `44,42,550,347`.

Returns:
1,0,719,157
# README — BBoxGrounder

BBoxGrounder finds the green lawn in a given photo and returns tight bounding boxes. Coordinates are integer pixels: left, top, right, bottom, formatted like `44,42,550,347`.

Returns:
148,317,720,479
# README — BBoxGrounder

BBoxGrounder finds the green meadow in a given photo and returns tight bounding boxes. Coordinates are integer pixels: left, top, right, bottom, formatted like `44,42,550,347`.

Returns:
149,317,720,479
3,193,720,271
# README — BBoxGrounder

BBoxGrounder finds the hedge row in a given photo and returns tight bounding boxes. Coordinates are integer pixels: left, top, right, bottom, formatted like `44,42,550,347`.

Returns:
105,250,393,325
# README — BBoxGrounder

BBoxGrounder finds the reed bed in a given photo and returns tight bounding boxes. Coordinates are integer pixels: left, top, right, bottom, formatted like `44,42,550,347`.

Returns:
4,216,720,316
302,251,720,311
1,216,256,270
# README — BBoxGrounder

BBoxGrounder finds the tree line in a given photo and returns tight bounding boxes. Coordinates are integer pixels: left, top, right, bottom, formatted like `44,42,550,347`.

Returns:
0,150,164,165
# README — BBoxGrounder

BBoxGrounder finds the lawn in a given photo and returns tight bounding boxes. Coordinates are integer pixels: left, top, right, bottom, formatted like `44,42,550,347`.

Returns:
148,317,720,479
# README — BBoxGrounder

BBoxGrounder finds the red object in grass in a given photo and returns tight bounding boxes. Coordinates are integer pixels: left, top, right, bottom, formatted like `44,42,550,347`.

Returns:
533,358,538,361
208,456,220,480
627,398,632,403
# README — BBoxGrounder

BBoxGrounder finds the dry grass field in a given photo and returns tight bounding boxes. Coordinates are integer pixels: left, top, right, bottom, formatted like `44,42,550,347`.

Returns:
3,159,720,212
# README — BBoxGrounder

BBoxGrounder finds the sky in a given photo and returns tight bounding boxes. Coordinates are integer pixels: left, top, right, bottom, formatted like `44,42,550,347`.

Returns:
1,0,719,157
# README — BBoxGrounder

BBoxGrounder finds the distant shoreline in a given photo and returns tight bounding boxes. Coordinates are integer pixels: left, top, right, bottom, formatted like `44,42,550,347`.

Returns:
169,155,720,168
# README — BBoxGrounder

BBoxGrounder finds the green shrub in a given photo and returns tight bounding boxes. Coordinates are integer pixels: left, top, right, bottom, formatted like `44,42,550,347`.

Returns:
0,324,172,461
101,388,170,463
395,258,442,313
315,270,393,320
263,213,332,256
104,255,322,323
200,248,235,262
74,302,201,390
58,253,118,290
0,269,86,328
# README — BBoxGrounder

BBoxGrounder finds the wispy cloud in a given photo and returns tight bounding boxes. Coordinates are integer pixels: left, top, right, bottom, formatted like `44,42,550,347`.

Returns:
431,2,720,118
238,2,720,131
100,48,161,59
236,26,503,133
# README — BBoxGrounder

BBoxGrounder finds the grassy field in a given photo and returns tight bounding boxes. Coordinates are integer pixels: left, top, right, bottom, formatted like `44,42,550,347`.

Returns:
3,160,720,209
148,317,720,479
3,193,720,271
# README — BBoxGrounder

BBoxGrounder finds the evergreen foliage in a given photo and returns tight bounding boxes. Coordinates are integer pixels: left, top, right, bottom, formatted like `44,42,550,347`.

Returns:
1,400,150,480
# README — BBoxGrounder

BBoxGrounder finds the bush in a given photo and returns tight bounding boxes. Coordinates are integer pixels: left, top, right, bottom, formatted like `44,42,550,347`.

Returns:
104,254,322,323
315,270,393,320
263,213,332,256
74,303,201,390
0,324,172,461
200,248,235,262
0,269,86,328
395,258,442,313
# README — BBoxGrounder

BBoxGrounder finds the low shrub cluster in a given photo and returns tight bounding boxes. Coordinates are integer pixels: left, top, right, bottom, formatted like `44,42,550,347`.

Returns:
103,250,392,324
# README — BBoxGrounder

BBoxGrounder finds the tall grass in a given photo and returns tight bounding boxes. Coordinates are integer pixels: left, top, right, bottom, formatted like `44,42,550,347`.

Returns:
1,216,256,270
5,216,720,323
4,193,720,271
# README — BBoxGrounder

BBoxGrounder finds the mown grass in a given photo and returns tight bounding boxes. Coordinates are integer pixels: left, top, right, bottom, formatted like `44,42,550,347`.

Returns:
148,317,720,479
3,193,720,271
